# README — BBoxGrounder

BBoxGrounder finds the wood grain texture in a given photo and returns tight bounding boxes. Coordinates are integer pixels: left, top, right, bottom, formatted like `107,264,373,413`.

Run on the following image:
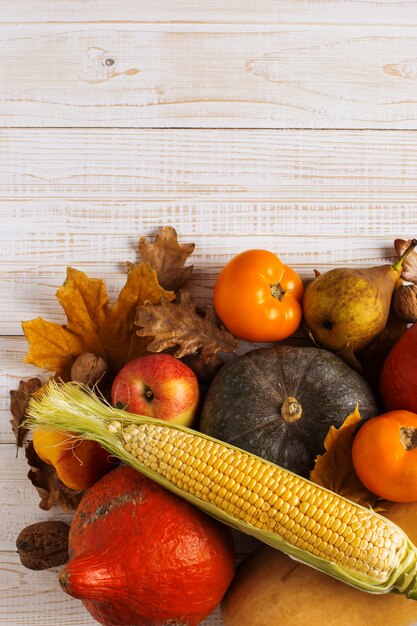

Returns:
0,550,97,626
3,1,417,25
0,335,49,442
3,129,417,201
0,445,73,551
2,25,417,127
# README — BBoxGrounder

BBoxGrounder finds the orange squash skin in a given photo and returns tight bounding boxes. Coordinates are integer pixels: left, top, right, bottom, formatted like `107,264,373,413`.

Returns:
61,466,235,626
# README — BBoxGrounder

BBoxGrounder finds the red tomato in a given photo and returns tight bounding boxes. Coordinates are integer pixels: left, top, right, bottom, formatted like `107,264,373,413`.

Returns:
214,249,303,342
352,410,417,502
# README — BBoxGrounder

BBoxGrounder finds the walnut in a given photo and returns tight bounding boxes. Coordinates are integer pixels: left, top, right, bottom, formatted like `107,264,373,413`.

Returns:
71,352,108,386
16,521,70,570
392,284,417,323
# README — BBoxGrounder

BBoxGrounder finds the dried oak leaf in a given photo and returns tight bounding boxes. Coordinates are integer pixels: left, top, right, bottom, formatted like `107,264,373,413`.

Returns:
25,441,83,512
395,238,417,283
310,406,377,508
135,289,239,360
10,378,42,448
22,264,174,380
129,225,195,292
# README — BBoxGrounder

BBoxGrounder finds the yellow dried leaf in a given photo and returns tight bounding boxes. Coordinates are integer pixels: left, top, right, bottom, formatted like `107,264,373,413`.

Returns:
310,406,377,507
22,264,174,379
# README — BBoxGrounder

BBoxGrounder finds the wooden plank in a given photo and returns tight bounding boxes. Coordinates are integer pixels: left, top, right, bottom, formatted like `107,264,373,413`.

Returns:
3,1,417,26
2,26,417,127
0,445,73,551
3,130,417,200
0,550,97,626
0,335,49,442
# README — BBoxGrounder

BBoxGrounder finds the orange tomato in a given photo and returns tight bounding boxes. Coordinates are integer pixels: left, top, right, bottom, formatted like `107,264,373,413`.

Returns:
213,249,303,342
352,410,417,502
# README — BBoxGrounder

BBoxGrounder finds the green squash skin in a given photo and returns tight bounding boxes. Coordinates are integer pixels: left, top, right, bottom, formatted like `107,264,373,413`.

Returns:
199,346,378,478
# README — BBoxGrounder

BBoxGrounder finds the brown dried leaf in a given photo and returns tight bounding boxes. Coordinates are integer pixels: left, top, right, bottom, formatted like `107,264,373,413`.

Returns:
310,406,377,507
395,239,417,283
134,225,195,292
22,263,174,380
135,289,239,360
25,442,84,512
10,378,42,448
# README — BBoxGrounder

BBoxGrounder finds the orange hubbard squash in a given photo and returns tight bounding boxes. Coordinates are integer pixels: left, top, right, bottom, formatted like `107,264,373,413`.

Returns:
60,465,235,626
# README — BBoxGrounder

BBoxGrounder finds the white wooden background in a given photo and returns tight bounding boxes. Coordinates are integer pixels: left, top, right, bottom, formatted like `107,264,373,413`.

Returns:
1,1,417,625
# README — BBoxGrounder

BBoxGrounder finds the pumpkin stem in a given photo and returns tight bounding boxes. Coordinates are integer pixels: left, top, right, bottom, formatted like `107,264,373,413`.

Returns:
400,426,417,451
281,397,302,423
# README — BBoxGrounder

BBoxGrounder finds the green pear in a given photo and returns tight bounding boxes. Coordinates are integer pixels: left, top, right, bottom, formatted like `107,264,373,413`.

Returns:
303,239,417,355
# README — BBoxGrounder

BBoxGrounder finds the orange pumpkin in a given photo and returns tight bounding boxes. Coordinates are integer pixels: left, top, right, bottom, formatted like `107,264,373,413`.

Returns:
61,466,235,626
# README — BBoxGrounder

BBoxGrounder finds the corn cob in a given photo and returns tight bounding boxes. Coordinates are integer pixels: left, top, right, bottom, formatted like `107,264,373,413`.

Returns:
26,381,417,599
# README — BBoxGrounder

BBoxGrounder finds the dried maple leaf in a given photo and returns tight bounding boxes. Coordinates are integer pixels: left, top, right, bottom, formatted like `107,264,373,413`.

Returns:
130,225,195,292
25,442,83,512
310,406,377,507
395,238,417,284
135,289,239,360
22,264,174,380
10,378,42,448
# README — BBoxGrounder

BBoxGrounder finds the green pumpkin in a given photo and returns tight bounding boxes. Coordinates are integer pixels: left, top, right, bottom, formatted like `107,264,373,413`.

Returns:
199,346,378,477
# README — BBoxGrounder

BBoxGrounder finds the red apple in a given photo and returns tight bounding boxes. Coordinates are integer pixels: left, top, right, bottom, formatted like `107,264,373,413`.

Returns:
111,354,200,427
